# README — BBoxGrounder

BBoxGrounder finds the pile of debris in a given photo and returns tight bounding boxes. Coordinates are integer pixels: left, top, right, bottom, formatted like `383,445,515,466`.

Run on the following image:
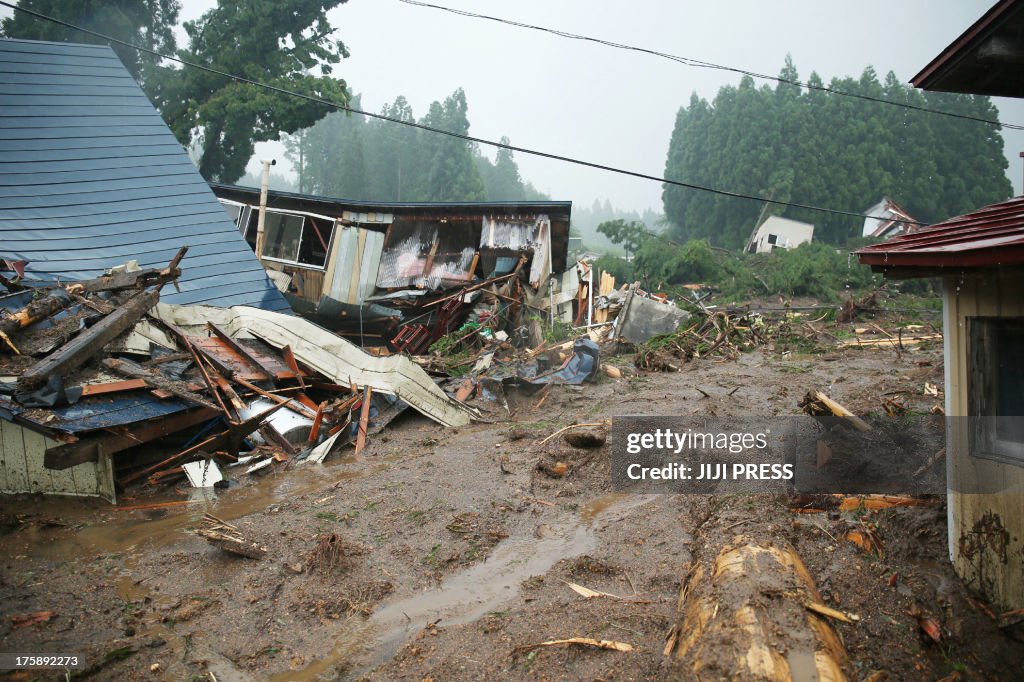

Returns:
0,248,473,502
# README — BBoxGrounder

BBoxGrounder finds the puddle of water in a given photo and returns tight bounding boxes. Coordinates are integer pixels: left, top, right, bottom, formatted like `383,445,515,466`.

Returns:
271,493,655,682
0,459,373,565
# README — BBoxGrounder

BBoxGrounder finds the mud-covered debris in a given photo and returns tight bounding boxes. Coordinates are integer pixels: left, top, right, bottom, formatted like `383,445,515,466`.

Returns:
563,424,608,449
805,601,860,623
512,637,634,657
799,390,872,432
537,459,569,478
305,532,366,573
195,514,266,559
9,611,56,628
539,421,608,446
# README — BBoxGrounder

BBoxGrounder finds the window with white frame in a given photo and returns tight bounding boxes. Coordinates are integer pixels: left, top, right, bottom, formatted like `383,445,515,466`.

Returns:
969,317,1024,466
260,211,332,269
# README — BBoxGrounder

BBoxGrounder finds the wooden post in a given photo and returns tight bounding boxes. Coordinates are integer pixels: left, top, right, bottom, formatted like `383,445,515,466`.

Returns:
355,386,372,455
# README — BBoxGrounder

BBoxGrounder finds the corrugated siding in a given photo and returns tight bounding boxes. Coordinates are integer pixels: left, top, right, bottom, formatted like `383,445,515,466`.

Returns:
0,38,290,312
944,273,1024,609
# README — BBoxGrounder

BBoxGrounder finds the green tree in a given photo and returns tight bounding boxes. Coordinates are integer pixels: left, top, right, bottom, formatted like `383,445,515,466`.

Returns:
597,219,653,259
662,58,1013,249
155,0,351,183
1,0,180,88
414,89,486,201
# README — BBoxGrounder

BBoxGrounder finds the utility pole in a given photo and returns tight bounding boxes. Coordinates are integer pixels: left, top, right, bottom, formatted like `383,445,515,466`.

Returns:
1019,151,1023,195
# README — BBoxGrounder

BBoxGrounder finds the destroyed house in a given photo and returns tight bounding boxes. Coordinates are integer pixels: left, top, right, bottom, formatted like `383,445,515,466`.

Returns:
211,184,573,351
0,38,289,311
861,197,918,239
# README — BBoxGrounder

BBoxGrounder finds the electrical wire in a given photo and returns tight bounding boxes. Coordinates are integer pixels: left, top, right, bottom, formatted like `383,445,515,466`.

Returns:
396,0,1023,133
0,0,923,225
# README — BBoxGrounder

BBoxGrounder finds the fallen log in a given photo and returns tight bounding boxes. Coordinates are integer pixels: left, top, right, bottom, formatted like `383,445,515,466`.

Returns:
666,541,849,681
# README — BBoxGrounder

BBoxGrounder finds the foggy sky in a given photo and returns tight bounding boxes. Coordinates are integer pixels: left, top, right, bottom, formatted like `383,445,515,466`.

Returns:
6,0,1024,214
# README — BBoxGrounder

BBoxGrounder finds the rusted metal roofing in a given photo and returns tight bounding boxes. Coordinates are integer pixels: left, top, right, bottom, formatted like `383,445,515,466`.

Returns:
911,0,1024,98
856,196,1024,272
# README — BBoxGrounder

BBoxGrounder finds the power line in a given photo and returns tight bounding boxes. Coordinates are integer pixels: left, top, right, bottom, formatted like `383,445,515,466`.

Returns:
396,0,1023,133
0,0,921,226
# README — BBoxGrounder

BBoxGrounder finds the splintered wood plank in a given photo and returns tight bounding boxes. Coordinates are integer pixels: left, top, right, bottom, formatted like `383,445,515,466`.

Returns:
189,335,270,382
236,337,310,381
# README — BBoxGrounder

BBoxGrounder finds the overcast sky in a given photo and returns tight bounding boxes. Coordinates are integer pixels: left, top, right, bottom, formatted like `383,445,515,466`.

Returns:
6,0,1024,213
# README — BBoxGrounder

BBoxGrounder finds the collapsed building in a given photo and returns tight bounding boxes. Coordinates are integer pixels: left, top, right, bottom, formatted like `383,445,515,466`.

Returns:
0,38,472,502
211,184,576,351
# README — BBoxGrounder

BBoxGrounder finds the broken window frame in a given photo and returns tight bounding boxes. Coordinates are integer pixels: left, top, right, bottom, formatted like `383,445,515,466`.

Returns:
217,198,251,236
968,316,1024,467
257,208,336,271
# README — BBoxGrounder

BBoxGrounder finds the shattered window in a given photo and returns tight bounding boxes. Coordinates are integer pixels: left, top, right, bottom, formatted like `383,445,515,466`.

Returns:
263,212,304,263
969,317,1024,466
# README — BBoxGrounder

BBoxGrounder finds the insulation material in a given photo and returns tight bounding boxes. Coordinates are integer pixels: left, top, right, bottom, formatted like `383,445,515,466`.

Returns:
328,226,385,305
150,303,477,427
376,221,477,291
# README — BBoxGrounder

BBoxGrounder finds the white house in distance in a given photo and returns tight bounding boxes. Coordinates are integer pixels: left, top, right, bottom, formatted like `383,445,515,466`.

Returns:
746,216,815,253
862,197,918,239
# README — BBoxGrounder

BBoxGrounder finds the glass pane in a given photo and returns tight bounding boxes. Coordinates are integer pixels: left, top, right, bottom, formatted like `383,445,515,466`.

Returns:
263,212,303,262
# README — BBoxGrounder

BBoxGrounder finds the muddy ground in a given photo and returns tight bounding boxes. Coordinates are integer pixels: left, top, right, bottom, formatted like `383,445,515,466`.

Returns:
1,329,1022,681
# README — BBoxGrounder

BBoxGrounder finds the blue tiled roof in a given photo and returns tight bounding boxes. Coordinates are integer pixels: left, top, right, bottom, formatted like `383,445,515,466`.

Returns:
0,38,290,312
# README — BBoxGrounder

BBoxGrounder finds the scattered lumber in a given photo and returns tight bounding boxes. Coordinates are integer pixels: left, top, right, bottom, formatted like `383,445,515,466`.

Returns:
18,288,160,391
102,357,218,410
0,289,73,344
512,638,633,656
355,386,372,456
800,390,872,432
195,514,266,559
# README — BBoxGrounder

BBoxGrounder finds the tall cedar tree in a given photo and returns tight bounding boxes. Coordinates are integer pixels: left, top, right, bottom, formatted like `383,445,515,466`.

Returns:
662,58,1013,249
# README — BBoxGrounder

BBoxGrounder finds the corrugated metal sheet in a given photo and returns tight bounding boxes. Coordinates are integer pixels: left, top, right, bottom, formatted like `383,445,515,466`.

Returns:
0,38,290,312
857,196,1024,269
328,226,385,304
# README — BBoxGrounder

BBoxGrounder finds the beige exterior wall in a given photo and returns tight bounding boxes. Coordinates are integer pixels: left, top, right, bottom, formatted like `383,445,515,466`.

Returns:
944,273,1024,609
0,420,116,503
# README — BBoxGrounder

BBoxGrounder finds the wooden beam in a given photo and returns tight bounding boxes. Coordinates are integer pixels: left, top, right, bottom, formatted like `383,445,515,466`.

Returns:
79,379,148,396
102,357,218,410
355,386,372,456
0,289,73,339
205,322,273,380
18,288,160,391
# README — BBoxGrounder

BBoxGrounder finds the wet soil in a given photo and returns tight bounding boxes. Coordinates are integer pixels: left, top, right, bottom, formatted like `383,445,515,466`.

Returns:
1,338,1022,681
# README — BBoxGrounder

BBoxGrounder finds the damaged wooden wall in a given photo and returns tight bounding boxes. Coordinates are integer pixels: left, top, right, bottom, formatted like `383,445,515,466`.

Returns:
0,420,116,503
944,273,1024,610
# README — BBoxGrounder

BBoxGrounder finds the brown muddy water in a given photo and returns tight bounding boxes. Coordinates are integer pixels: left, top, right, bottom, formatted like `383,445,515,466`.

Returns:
242,494,655,682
